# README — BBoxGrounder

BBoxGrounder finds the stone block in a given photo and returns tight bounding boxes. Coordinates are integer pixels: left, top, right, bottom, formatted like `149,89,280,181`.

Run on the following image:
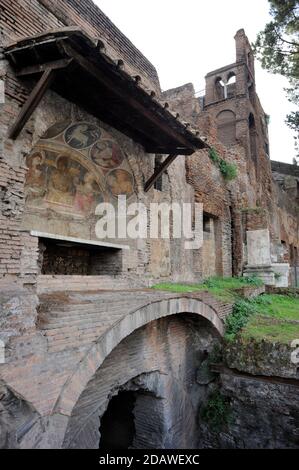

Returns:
246,229,271,267
271,263,289,288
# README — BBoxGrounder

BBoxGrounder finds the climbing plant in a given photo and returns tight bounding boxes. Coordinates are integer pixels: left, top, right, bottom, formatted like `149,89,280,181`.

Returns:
209,148,237,181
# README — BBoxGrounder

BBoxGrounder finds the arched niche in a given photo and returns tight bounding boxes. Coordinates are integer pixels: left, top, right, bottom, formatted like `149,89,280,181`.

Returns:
216,109,236,146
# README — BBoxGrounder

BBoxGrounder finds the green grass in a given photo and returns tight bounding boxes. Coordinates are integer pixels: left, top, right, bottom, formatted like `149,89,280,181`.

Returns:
152,282,204,293
242,316,299,344
152,277,299,345
250,294,299,321
239,293,299,344
152,276,263,302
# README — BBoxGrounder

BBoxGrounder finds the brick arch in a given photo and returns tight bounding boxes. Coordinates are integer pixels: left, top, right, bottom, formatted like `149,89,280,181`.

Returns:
53,297,224,420
216,109,236,146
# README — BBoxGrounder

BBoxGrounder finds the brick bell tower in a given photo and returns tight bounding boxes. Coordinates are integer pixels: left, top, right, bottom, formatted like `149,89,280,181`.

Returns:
203,29,270,169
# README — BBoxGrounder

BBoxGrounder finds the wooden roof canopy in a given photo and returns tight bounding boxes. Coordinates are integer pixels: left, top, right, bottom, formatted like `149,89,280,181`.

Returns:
4,27,208,157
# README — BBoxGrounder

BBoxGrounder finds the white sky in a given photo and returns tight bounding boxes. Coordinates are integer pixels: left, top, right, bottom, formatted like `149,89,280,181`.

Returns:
96,0,297,164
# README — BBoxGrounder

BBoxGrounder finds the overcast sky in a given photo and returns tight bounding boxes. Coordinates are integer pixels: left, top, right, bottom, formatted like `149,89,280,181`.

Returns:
96,0,296,164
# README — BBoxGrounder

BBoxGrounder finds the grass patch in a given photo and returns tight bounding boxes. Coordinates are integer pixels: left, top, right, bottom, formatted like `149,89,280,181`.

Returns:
225,293,299,342
152,276,262,302
238,293,299,344
250,294,299,321
242,316,299,344
152,278,299,345
152,283,203,293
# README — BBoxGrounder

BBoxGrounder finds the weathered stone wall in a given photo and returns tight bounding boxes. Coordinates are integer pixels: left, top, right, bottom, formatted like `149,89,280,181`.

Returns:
199,371,299,449
0,0,298,450
0,78,198,290
163,32,299,281
0,291,227,448
196,336,299,449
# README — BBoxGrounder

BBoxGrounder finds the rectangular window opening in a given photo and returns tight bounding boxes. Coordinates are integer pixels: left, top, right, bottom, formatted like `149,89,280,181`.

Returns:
38,238,123,276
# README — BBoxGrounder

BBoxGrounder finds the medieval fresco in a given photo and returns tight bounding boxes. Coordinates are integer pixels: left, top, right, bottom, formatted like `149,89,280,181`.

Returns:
23,121,135,238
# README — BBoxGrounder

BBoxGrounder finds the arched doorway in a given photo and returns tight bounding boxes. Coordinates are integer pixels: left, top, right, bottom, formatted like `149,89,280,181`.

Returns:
99,391,136,450
62,311,222,449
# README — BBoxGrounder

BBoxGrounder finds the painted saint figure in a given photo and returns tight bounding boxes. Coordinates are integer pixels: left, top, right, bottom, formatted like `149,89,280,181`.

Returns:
25,152,46,203
74,172,101,214
91,139,124,169
46,156,75,207
106,169,134,197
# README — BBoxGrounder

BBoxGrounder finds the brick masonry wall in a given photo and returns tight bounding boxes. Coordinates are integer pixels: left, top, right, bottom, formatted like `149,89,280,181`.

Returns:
0,4,298,449
62,314,220,449
0,0,64,43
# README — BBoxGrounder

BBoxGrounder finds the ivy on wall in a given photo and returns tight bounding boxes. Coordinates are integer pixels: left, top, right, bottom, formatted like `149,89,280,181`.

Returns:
209,148,237,181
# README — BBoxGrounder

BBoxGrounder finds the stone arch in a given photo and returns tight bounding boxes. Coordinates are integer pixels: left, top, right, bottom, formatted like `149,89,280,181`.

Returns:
61,306,223,449
216,109,236,146
226,71,236,83
53,297,224,423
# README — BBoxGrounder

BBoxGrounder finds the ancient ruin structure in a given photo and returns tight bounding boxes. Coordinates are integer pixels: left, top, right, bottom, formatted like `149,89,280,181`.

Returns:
0,0,298,449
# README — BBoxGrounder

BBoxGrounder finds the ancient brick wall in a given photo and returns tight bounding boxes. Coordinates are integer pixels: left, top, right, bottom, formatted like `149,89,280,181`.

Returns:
0,0,64,44
63,314,220,449
0,0,160,92
163,31,298,280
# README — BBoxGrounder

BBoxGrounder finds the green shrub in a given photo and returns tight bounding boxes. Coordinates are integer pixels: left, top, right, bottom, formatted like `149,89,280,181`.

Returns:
241,275,263,287
225,298,256,340
201,391,232,431
219,159,238,180
209,147,220,164
208,147,237,181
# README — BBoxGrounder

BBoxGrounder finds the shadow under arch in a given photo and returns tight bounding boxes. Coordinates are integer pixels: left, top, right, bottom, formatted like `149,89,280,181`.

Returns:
53,296,224,420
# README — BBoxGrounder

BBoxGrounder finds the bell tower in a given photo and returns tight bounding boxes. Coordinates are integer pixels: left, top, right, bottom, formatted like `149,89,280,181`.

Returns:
203,29,269,167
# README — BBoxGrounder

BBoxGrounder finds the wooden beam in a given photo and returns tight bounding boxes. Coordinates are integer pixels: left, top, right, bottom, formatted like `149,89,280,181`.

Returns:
16,58,72,76
144,146,194,155
144,154,178,192
60,42,196,152
8,68,56,140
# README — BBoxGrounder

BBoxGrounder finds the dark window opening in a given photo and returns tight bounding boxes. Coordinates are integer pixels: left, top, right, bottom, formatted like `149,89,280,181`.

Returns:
99,391,136,450
249,113,257,164
154,155,163,191
39,238,122,275
203,213,211,233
